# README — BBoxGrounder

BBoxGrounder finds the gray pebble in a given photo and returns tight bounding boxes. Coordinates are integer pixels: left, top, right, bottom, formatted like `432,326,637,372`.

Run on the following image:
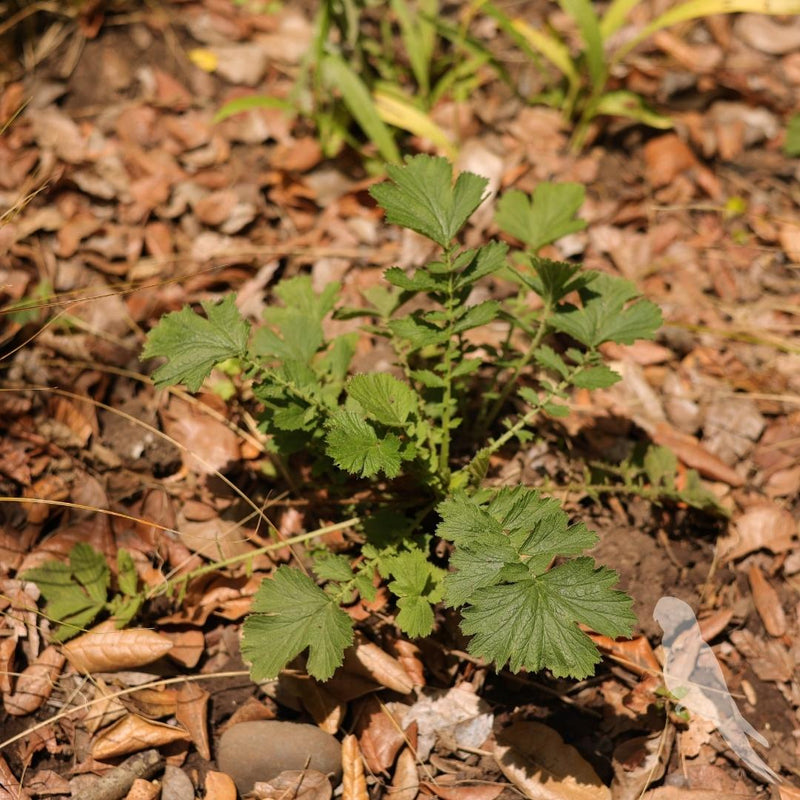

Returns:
217,721,342,795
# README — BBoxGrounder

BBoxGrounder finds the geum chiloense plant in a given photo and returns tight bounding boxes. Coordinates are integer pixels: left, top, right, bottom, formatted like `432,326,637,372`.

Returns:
142,155,663,682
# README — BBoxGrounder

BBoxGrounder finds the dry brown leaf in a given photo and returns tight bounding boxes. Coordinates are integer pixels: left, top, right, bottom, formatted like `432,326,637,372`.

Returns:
423,784,505,800
23,769,70,797
92,713,190,760
589,635,660,677
494,721,610,800
124,778,161,800
650,422,744,486
352,695,407,774
81,678,127,734
0,635,18,694
204,771,237,800
162,628,205,668
778,785,800,800
388,748,419,800
389,639,426,687
344,636,414,694
3,645,65,716
342,735,368,800
253,770,332,800
729,629,794,682
717,504,798,561
611,729,675,800
127,687,179,719
748,565,786,637
64,625,173,673
281,674,344,734
0,754,31,800
176,682,211,760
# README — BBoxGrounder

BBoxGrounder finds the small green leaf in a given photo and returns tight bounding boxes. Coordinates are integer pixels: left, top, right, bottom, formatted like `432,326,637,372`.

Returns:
514,258,595,306
69,543,110,606
452,300,500,334
213,94,294,123
369,155,488,248
644,445,678,488
241,566,354,681
313,553,356,583
143,295,250,391
326,411,406,478
496,184,586,253
347,373,419,426
785,113,800,157
534,345,570,378
551,273,662,347
383,549,445,638
571,365,621,389
593,91,672,130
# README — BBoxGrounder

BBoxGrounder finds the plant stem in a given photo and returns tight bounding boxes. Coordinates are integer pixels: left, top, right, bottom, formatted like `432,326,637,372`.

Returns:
145,516,360,601
479,300,553,436
437,247,458,484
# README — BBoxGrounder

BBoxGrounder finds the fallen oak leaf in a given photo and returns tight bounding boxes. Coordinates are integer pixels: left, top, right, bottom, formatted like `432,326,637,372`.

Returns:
342,735,368,800
3,645,65,716
64,624,173,673
92,714,190,760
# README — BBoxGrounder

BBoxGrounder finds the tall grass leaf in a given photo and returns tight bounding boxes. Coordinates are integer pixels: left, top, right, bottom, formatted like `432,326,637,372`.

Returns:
509,18,579,86
593,91,672,129
558,0,606,88
213,95,294,124
614,0,800,62
374,90,457,159
599,0,642,39
321,55,401,164
391,0,438,97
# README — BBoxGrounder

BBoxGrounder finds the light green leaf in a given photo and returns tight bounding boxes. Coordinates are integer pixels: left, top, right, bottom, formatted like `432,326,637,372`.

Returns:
242,566,354,681
453,242,508,290
643,445,677,488
143,295,250,391
496,184,586,253
785,113,800,157
321,55,401,164
452,300,500,334
369,155,488,248
347,373,418,426
559,0,606,88
551,273,662,347
69,543,109,605
213,94,294,124
571,365,621,389
313,552,356,583
383,549,445,638
326,411,406,478
373,88,456,160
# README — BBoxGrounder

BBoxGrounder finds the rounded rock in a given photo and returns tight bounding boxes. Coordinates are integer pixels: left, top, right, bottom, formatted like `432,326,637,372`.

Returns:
216,720,342,795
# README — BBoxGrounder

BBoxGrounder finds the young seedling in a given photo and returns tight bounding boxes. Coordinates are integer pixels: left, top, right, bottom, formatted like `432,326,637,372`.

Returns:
142,155,665,682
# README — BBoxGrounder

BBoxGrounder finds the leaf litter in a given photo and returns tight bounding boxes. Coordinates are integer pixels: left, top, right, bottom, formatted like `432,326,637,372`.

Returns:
1,0,800,797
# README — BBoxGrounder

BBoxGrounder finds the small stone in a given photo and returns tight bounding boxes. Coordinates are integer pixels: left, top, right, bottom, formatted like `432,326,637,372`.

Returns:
217,721,341,795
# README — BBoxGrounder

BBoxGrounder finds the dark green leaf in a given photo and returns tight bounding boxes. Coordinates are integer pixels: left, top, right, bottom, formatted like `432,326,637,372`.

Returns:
143,295,250,391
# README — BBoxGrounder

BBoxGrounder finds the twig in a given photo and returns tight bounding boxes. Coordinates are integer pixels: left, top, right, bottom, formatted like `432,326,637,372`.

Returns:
78,749,163,800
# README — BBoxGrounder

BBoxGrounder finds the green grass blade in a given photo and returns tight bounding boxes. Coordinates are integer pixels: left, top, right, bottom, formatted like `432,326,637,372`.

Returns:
558,0,606,89
599,0,641,39
213,95,294,124
614,0,800,62
391,0,438,98
321,55,402,164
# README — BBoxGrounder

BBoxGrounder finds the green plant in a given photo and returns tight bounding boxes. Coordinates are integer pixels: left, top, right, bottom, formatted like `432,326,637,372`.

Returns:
21,543,141,641
213,0,497,163
142,155,666,682
485,0,800,149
